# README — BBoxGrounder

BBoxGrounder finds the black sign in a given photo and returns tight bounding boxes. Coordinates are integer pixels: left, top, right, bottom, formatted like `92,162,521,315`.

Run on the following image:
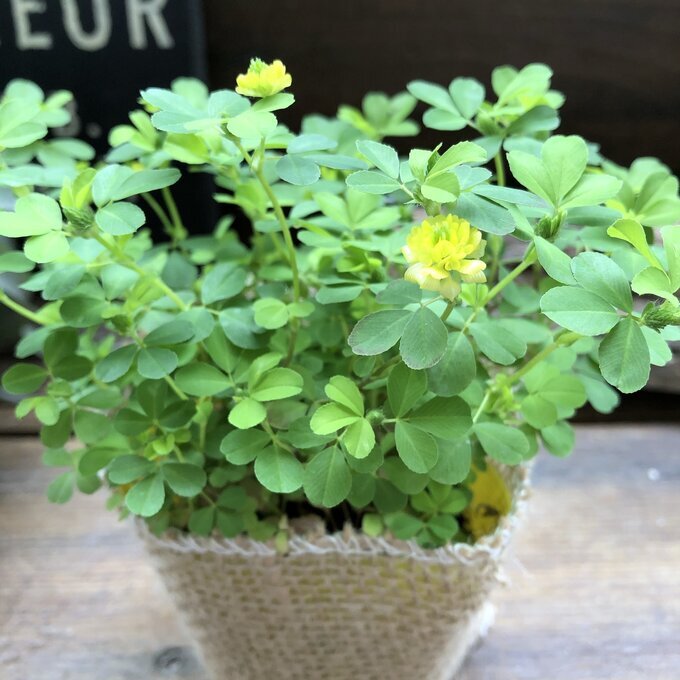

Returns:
0,0,207,150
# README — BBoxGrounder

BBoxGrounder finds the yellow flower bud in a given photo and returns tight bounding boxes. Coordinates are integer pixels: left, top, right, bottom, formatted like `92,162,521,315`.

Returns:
236,58,292,98
402,214,486,300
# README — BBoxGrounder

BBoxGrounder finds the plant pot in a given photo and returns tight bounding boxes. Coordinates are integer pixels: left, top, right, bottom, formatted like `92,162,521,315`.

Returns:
138,464,529,680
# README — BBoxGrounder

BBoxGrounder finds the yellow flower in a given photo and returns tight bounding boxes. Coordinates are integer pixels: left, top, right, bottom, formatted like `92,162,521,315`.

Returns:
236,58,292,98
463,464,512,540
402,214,486,300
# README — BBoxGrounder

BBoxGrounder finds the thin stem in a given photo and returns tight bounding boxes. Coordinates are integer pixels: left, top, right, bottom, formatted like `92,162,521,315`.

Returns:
0,290,45,326
92,232,188,311
472,390,491,424
483,244,536,306
233,139,301,301
507,332,580,387
161,187,187,240
141,192,175,239
440,300,456,321
494,153,506,187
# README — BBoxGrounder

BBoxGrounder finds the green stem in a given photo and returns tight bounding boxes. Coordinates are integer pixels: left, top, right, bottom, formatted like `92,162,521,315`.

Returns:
507,331,580,387
472,390,491,424
494,153,506,187
0,290,45,325
141,192,175,239
483,244,536,305
440,300,456,321
92,232,188,311
161,187,187,240
234,140,301,301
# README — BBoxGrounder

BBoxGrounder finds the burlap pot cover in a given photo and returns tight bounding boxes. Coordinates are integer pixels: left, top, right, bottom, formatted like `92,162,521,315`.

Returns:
138,465,530,680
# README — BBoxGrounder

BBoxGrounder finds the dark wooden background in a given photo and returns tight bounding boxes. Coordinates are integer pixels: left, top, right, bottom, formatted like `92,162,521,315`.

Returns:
203,0,680,173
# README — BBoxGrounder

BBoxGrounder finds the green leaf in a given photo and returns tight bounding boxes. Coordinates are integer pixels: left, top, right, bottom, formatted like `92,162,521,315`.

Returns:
0,251,33,274
541,421,575,457
375,280,422,305
534,236,576,285
125,474,165,517
474,422,529,464
144,320,195,346
303,446,352,507
92,165,180,206
356,140,400,178
384,512,424,540
325,375,364,416
430,141,486,174
642,327,672,367
74,410,111,444
348,309,412,356
346,170,402,195
175,362,231,396
449,79,485,119
228,398,267,429
250,368,303,401
43,266,85,300
508,135,587,207
561,173,622,209
406,396,472,440
219,307,262,350
113,409,151,436
454,193,516,236
275,155,320,186
95,202,145,235
421,172,460,203
399,307,447,370
254,447,303,493
226,109,277,139
162,463,207,497
382,457,428,495
661,225,680,291
470,321,527,365
632,267,674,300
342,418,375,459
598,318,651,393
310,403,360,435
188,506,216,536
607,218,662,269
136,348,178,379
571,252,633,312
34,396,59,426
521,394,558,429
429,438,471,485
0,193,62,238
201,263,247,304
220,429,270,465
2,363,48,394
394,421,438,473
387,362,427,417
95,344,137,382
540,287,619,336
316,285,365,304
47,471,74,504
427,332,476,396
253,297,289,329
24,231,69,263
51,359,89,391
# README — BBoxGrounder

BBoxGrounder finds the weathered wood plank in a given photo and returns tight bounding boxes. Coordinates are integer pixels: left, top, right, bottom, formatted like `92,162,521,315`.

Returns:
0,425,679,679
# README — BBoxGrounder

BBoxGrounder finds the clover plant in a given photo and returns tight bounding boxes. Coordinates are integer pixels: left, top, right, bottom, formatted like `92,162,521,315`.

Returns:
1,60,678,548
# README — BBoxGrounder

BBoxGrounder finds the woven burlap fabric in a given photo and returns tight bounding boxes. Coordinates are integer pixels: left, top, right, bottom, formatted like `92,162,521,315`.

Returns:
138,465,529,680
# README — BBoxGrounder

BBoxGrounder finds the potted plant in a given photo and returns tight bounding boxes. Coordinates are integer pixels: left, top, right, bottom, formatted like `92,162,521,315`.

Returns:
1,60,679,679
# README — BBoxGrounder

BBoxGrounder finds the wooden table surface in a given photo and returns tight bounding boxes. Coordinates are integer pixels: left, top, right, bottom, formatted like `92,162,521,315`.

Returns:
1,424,679,680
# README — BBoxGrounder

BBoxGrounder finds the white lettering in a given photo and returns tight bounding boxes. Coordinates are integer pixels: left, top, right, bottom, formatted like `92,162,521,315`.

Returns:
11,0,53,50
60,0,112,51
125,0,174,50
